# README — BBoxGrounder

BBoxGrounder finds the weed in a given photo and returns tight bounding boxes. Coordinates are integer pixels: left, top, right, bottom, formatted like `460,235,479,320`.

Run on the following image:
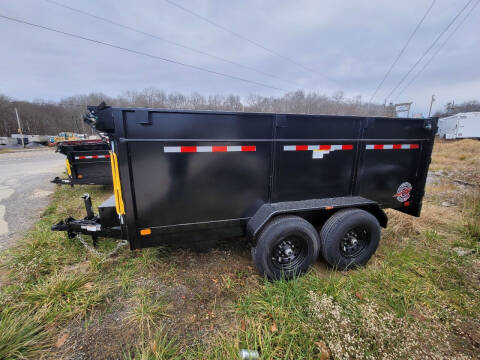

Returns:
22,272,108,321
0,308,47,359
123,326,182,360
127,286,169,336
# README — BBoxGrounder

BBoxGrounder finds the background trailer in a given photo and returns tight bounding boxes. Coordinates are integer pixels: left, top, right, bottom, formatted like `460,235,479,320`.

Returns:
437,112,480,139
52,139,112,186
53,105,437,279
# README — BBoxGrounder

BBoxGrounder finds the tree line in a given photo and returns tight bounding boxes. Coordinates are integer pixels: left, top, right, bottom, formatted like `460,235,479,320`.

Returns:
2,88,398,137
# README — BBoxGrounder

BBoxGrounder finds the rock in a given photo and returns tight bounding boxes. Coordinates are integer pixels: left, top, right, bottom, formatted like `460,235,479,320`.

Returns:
441,201,452,207
453,247,474,256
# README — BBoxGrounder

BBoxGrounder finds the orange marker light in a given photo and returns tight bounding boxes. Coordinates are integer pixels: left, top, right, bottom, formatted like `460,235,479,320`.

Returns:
325,206,334,210
77,174,83,179
140,228,151,236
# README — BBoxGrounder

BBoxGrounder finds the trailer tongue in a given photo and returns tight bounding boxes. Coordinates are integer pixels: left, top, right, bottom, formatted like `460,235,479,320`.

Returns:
52,104,437,279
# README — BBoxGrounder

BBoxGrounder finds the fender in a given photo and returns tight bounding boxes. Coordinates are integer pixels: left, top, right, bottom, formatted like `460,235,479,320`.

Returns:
246,196,387,241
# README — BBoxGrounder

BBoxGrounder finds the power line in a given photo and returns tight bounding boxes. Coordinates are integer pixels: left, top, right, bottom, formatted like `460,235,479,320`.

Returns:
164,0,314,73
43,0,293,86
369,0,436,103
384,0,474,102
394,0,480,101
0,14,289,92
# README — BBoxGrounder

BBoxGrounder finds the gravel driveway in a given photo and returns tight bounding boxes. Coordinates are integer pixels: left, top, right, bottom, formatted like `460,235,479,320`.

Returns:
0,148,64,251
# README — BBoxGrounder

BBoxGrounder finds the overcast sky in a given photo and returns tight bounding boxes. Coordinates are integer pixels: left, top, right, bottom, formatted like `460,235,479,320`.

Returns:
0,0,479,115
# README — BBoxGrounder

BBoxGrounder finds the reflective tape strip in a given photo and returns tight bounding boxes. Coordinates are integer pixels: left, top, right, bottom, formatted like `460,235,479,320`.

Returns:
75,154,111,159
366,144,419,150
164,145,256,153
110,151,125,216
283,144,353,151
65,158,72,176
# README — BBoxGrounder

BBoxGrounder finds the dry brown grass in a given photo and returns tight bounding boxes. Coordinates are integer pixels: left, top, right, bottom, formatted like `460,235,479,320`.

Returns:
384,202,460,242
430,139,480,185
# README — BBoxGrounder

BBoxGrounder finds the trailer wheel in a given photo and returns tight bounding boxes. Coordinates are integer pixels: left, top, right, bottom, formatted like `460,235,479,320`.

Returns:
252,215,320,280
320,208,380,270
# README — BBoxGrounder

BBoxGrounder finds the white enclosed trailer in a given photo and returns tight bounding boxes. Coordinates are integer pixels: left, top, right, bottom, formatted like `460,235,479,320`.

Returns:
437,112,480,139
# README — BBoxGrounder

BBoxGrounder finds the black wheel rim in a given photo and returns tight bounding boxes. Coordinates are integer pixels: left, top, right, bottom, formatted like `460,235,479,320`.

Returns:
271,235,308,271
339,226,369,258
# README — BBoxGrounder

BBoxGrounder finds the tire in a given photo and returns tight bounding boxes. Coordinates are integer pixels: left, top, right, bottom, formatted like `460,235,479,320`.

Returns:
252,215,320,280
320,208,380,270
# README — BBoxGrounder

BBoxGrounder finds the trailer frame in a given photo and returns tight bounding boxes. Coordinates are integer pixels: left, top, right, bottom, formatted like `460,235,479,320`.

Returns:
53,104,437,279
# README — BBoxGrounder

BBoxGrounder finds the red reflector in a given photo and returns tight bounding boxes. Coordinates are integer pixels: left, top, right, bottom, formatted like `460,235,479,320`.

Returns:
319,145,331,150
296,145,308,151
181,146,196,152
374,144,384,150
92,155,98,159
212,146,227,152
241,145,256,152
105,154,110,158
410,144,419,149
342,144,353,150
393,144,402,149
404,201,410,207
79,156,86,159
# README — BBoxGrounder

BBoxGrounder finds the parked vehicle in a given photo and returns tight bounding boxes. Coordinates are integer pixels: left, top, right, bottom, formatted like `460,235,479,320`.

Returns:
53,104,437,279
437,112,480,139
48,132,79,146
52,139,112,186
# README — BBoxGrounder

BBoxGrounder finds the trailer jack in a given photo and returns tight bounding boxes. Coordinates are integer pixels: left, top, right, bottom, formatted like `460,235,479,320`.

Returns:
51,193,122,247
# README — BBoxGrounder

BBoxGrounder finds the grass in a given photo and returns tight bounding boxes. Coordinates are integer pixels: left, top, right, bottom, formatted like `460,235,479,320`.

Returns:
123,327,182,360
0,308,48,359
0,139,479,359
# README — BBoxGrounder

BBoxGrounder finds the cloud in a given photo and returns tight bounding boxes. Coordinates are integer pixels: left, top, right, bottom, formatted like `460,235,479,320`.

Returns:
0,0,478,115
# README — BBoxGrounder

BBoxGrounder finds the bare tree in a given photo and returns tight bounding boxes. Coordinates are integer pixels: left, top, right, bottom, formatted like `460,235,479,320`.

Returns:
0,88,394,137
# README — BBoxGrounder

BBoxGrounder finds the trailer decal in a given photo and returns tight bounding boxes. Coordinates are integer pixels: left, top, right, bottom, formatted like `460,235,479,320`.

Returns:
74,154,111,160
283,144,353,159
366,144,419,150
393,182,412,202
164,145,256,153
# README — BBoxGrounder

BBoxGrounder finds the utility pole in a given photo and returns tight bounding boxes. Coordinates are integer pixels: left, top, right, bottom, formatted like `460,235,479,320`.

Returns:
14,107,25,148
428,94,435,117
446,100,455,115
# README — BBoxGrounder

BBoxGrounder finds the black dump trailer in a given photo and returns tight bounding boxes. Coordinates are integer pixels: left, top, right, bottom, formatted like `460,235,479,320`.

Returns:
52,139,113,186
53,104,437,279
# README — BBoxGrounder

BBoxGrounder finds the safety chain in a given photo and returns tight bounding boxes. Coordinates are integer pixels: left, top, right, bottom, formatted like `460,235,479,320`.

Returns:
77,234,128,258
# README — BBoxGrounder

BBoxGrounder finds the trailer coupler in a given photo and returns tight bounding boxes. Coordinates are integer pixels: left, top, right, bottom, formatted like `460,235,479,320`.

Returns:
52,217,101,241
51,176,73,186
